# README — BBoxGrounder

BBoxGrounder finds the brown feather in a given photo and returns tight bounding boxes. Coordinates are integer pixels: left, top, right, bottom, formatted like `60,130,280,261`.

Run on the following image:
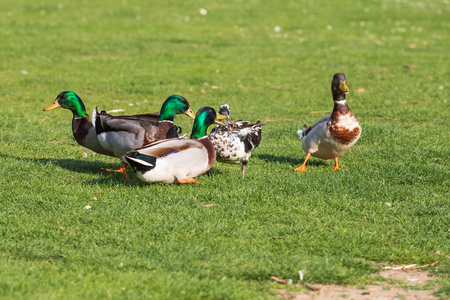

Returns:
329,102,361,145
198,137,216,170
72,117,115,156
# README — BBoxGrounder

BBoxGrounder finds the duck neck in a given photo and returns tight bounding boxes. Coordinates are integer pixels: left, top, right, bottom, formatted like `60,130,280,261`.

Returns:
71,102,89,119
190,122,208,139
158,103,176,122
331,98,351,119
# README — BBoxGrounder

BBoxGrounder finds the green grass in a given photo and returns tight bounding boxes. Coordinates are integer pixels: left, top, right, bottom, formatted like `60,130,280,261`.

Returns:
1,0,449,298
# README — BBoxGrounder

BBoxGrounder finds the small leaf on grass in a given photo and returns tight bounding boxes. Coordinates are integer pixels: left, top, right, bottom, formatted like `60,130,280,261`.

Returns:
356,88,365,93
271,276,290,285
309,110,330,114
408,44,417,48
304,282,320,291
199,203,219,207
403,64,418,69
271,236,283,239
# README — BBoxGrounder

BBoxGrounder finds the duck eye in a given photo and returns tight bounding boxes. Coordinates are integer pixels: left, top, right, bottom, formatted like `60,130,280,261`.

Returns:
63,94,68,98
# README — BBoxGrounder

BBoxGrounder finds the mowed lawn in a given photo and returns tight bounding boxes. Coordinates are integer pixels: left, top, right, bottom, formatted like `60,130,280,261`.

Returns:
0,0,449,298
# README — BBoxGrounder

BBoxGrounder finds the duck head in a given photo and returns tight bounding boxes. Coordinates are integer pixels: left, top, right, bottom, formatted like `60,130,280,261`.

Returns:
43,91,88,118
190,107,227,139
218,104,231,122
331,73,349,101
159,95,195,122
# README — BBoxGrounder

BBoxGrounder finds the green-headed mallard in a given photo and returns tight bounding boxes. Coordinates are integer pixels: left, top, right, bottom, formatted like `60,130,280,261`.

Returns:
124,107,226,184
91,95,195,180
208,104,264,178
295,73,361,172
44,91,195,180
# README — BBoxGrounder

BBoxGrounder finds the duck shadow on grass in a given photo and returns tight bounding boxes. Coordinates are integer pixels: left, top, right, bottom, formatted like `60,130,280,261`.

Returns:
254,153,327,167
29,157,120,175
4,154,121,177
5,154,225,185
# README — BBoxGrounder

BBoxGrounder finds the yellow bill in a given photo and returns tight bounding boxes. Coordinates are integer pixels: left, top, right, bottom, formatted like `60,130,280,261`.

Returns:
184,107,196,120
340,81,349,94
214,113,227,125
43,100,61,111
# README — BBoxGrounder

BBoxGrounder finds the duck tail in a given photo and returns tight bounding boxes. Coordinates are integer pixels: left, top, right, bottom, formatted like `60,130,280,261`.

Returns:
297,124,308,139
124,150,157,172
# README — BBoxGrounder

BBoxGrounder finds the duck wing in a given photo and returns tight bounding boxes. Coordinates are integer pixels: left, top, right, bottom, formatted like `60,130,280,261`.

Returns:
112,112,160,122
298,115,330,138
131,138,203,157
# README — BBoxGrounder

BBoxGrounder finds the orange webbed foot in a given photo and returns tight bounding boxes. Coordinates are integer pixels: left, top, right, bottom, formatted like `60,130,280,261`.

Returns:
332,157,342,171
294,165,308,172
177,178,201,184
104,162,129,180
295,152,311,172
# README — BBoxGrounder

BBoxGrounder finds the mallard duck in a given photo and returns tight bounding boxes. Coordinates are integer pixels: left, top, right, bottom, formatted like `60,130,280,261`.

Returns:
44,91,195,180
91,95,195,180
208,104,264,178
295,73,361,172
124,107,226,184
44,91,115,157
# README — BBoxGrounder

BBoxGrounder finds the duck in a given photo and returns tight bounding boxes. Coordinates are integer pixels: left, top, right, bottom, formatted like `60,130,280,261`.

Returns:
91,95,195,180
295,73,361,172
124,107,226,184
43,91,115,157
44,91,195,179
208,104,264,178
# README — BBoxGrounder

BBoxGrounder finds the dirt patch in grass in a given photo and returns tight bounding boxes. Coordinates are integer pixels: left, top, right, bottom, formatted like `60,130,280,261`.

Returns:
279,268,439,300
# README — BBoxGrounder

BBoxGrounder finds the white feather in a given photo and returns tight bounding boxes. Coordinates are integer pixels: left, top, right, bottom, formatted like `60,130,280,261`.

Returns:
91,108,97,128
125,156,154,167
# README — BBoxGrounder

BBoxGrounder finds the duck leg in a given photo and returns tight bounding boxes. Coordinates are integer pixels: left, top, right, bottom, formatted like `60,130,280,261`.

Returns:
241,160,248,179
178,178,201,184
105,161,130,181
294,152,311,172
332,157,342,171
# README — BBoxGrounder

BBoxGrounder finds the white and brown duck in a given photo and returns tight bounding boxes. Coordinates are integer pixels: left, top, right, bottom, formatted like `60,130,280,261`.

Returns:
209,104,264,178
295,73,361,172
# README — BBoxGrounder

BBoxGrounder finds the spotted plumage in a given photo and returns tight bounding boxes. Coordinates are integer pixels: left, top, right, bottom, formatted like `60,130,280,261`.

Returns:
295,73,361,171
124,107,226,184
208,104,264,178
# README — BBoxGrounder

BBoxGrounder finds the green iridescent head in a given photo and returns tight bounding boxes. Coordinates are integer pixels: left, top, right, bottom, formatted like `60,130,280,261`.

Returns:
43,91,88,118
190,107,226,139
158,95,195,122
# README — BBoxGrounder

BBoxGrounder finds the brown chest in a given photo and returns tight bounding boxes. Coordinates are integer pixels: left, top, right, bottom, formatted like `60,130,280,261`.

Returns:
329,112,361,145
